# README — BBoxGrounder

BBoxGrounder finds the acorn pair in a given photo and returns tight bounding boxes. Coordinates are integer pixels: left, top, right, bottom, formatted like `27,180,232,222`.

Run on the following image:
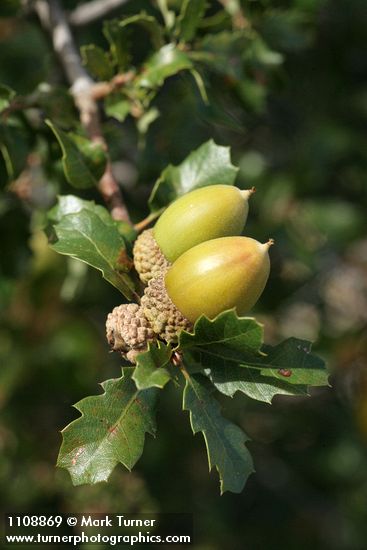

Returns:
106,185,273,363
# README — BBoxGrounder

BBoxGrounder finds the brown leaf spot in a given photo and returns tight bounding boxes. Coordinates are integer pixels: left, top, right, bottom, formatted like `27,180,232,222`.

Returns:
108,425,118,436
278,369,292,378
71,447,84,465
115,249,134,272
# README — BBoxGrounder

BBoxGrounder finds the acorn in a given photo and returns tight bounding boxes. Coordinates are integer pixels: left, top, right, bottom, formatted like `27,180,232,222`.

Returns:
106,303,156,363
141,236,273,342
141,276,193,342
133,185,254,283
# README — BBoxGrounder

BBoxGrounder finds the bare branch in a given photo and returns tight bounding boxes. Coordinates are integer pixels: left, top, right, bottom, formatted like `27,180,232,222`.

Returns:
32,0,132,224
69,0,130,27
99,163,131,222
34,0,90,85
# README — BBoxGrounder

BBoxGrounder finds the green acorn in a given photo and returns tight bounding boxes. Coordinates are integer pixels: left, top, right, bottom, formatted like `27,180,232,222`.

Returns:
141,236,273,342
133,185,254,283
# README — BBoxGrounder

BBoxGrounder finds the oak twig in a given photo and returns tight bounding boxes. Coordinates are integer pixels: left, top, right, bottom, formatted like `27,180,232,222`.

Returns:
68,0,130,27
33,0,132,223
91,72,135,101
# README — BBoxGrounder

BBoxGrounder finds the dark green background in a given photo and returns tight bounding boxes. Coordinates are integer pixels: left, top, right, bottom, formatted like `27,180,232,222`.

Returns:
1,1,367,548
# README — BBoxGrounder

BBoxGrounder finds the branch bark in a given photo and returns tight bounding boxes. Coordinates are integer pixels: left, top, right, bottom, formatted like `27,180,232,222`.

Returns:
33,0,132,223
68,0,130,27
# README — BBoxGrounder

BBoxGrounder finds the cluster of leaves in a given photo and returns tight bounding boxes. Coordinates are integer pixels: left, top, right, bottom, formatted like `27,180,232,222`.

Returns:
81,0,282,127
0,0,283,187
48,141,329,494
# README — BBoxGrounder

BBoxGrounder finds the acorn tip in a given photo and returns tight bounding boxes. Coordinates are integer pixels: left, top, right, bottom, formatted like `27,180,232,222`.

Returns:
240,187,256,200
267,238,275,247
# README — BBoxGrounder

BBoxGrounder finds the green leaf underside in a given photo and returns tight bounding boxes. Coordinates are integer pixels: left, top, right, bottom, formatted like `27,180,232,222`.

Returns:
149,139,238,211
105,95,131,122
177,0,207,42
81,45,114,81
48,195,115,225
183,373,254,494
206,362,308,403
180,311,328,403
197,31,248,80
137,44,193,89
46,121,107,189
48,196,135,299
103,19,130,71
119,13,165,50
133,342,173,390
57,368,158,485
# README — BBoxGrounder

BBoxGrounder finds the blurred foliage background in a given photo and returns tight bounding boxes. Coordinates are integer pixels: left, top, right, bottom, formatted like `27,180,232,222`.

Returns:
1,0,367,548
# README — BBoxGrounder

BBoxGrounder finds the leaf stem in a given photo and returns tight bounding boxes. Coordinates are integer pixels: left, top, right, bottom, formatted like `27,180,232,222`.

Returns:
134,209,164,233
172,351,184,368
179,361,190,380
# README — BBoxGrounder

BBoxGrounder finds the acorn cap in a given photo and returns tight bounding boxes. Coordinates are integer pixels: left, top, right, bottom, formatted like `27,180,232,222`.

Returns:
141,276,192,343
133,229,170,284
106,303,155,362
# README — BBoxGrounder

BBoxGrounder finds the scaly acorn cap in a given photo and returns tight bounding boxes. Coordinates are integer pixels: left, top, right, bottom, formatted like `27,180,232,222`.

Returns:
133,185,254,283
141,276,192,343
106,303,156,362
133,229,170,284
